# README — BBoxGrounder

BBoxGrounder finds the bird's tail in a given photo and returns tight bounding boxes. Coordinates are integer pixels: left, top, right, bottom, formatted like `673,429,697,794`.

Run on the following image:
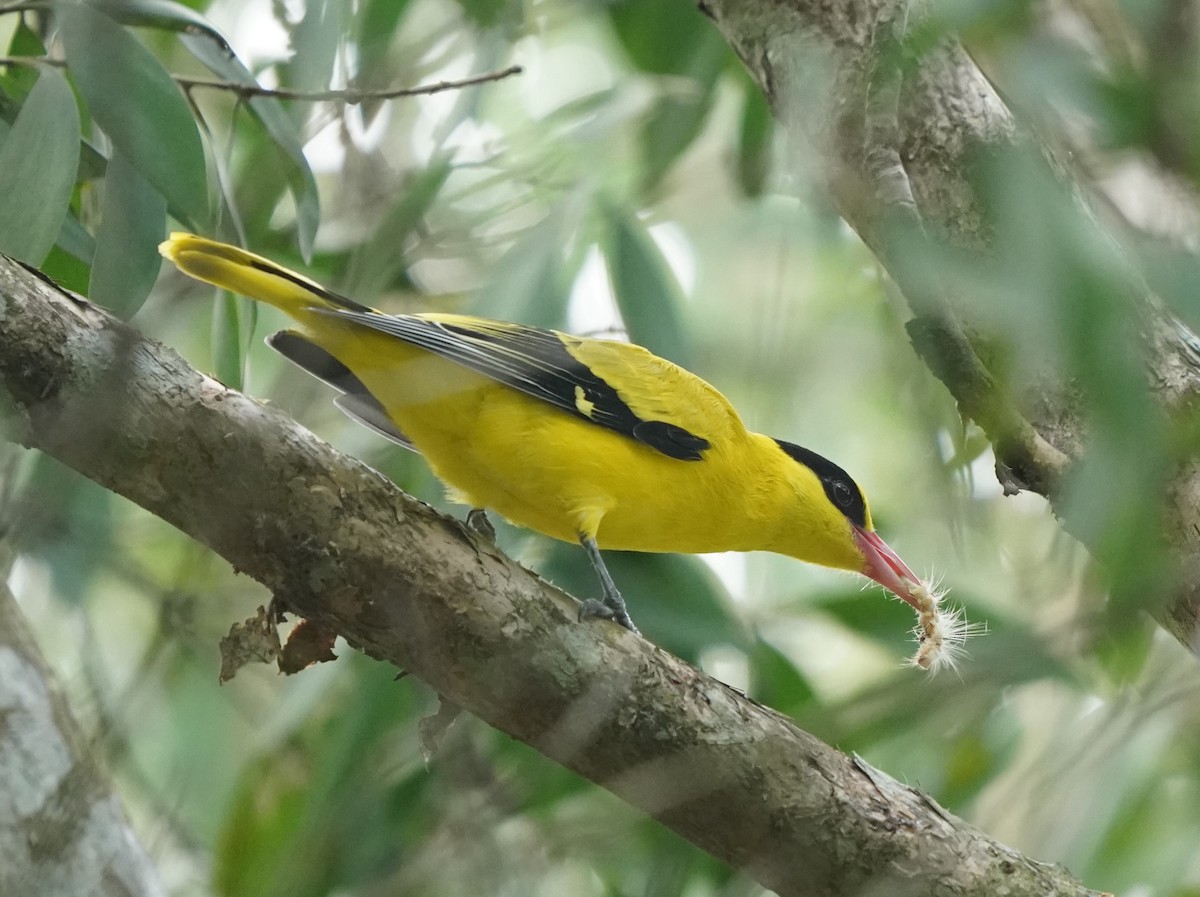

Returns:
158,233,370,315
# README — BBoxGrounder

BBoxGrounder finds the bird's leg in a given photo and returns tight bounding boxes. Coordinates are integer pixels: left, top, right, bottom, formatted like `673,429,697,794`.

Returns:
576,534,639,635
465,508,495,541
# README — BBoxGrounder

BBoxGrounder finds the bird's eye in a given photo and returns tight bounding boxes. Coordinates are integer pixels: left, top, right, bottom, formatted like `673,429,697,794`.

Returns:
831,481,854,508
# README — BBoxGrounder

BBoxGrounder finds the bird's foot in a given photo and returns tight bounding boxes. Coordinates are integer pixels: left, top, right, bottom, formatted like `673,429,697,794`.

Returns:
465,508,496,541
577,597,640,636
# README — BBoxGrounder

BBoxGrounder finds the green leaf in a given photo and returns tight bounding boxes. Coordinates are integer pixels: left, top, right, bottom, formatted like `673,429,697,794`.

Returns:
602,206,690,366
284,0,346,94
89,149,167,319
56,211,97,264
40,242,92,294
0,66,81,265
938,716,1018,809
1091,612,1155,687
607,0,713,76
606,0,728,190
736,81,772,196
456,0,514,28
83,0,235,53
214,750,313,897
355,0,414,101
638,87,716,194
215,657,429,897
59,2,209,227
211,291,252,391
229,127,292,237
748,638,817,713
0,17,47,100
180,33,320,258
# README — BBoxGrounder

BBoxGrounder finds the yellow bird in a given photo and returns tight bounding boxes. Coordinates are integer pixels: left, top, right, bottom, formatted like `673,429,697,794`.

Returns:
160,234,957,666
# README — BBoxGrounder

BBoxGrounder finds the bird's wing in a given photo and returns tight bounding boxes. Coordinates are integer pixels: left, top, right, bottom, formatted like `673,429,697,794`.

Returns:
312,311,745,461
267,330,416,451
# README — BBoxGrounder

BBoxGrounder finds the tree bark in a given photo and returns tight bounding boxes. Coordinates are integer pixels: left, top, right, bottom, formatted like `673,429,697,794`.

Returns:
0,257,1110,896
700,0,1200,655
0,582,165,897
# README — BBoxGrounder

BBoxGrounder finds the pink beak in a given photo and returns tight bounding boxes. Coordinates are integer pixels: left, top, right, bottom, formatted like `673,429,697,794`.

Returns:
852,526,922,610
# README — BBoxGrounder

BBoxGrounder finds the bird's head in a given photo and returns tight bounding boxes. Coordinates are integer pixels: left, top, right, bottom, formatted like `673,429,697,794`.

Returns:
773,438,924,609
774,439,970,671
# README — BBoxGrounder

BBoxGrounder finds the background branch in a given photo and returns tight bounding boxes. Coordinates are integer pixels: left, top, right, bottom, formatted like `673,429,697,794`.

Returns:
701,0,1200,655
0,581,165,897
0,55,523,102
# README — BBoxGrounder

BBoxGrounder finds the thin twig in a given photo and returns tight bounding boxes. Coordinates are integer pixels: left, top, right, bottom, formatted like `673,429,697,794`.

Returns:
0,55,522,102
176,65,523,102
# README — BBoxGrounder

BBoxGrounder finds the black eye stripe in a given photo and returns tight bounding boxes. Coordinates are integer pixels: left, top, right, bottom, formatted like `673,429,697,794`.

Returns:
773,438,868,528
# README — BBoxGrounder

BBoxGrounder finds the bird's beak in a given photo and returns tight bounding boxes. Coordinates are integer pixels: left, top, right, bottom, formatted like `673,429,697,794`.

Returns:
853,526,923,611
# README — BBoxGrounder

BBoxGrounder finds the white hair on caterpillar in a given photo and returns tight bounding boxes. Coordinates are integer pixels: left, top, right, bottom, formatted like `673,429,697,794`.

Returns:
904,575,985,673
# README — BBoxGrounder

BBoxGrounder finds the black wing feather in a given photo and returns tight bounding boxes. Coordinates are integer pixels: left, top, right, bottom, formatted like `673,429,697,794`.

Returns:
267,330,415,451
314,311,711,461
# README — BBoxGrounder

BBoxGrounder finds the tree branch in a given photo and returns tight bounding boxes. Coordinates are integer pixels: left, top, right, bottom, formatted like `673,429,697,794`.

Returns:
0,582,165,897
0,258,1108,896
701,0,1200,656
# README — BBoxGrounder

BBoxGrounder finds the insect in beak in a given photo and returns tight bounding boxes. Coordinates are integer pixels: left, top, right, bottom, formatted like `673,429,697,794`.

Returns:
852,526,922,609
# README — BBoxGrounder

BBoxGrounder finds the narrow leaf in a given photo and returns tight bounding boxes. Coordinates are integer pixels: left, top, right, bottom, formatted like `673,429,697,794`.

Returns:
749,638,817,713
607,0,727,191
59,2,209,226
83,0,235,54
602,207,690,365
89,150,167,318
0,17,46,99
212,291,247,391
0,67,81,265
356,0,414,102
40,243,92,295
285,0,344,94
457,0,508,27
607,0,713,75
56,211,97,264
639,93,712,193
736,82,772,197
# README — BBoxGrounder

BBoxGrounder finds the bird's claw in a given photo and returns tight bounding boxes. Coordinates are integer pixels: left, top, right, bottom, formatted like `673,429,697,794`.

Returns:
577,597,640,635
465,508,496,541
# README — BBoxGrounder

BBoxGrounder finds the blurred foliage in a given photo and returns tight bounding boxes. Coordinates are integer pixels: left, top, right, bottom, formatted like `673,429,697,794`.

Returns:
2,0,1200,896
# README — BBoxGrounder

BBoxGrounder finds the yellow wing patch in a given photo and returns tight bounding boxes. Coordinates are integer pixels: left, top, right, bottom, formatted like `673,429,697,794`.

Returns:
573,385,596,417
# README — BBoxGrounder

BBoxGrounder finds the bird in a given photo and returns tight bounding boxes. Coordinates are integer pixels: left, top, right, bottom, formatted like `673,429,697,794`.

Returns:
159,233,961,668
